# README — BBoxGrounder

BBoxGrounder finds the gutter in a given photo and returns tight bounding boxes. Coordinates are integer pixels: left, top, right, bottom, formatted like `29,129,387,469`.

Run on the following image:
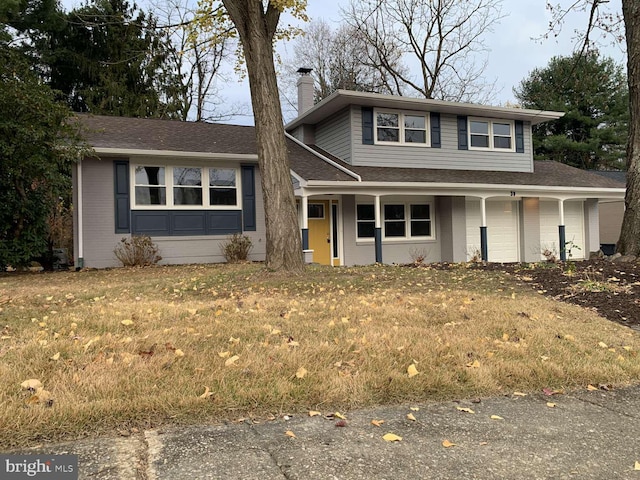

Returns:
285,132,362,181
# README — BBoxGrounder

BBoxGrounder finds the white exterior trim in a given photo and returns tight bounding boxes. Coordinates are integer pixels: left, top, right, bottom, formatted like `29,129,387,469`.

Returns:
94,147,258,161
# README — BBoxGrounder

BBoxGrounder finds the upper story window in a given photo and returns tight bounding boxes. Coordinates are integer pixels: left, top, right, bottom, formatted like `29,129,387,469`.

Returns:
133,164,240,209
375,110,429,146
469,119,514,151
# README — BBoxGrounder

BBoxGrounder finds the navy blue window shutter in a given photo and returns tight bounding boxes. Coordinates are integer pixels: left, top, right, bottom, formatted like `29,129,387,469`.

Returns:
241,165,256,231
457,116,468,150
114,160,131,233
515,120,525,153
430,112,441,148
362,107,374,145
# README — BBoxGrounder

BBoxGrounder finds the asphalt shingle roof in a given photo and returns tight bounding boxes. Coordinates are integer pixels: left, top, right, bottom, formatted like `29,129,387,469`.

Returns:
74,114,626,190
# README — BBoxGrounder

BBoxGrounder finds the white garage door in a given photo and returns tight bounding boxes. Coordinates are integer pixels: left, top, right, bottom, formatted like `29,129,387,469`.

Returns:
539,201,585,260
466,199,519,262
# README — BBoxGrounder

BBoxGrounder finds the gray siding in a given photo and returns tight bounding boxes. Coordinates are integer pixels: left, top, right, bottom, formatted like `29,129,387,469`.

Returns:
437,196,467,262
315,107,352,163
81,158,267,268
584,199,599,254
351,108,533,172
599,200,623,245
81,157,124,268
341,195,442,266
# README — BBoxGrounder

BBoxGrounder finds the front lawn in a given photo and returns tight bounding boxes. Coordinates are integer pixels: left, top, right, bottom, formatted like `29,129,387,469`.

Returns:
1,263,639,449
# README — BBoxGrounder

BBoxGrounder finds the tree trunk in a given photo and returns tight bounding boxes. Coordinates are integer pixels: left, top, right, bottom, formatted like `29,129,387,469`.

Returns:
221,0,304,272
617,0,640,255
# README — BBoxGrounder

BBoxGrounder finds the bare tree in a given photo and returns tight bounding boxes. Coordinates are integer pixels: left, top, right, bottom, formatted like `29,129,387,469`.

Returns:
153,0,247,122
285,19,404,103
341,0,503,103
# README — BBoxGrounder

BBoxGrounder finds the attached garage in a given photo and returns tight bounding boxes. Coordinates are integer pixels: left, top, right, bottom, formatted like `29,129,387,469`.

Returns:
466,199,520,262
539,200,585,260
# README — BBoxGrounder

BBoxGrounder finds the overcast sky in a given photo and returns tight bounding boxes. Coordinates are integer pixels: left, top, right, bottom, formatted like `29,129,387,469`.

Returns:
61,0,626,124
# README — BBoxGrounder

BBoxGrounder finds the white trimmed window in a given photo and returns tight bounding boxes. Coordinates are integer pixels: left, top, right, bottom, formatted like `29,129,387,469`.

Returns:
375,110,429,145
133,164,240,209
356,202,433,239
469,119,514,151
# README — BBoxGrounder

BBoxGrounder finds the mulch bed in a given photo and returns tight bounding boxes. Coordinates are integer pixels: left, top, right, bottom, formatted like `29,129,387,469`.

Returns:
432,260,640,331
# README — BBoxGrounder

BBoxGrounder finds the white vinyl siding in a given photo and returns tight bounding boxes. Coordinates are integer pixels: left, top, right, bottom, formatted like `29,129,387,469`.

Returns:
466,199,519,262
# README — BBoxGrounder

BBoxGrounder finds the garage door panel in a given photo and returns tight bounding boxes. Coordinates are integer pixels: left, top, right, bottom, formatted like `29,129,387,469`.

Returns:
539,201,585,260
466,199,519,262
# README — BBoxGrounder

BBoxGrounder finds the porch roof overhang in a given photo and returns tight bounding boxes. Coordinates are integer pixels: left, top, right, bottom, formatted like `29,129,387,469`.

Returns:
286,90,564,130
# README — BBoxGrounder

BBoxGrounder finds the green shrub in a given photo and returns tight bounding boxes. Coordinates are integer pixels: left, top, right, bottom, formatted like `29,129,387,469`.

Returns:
114,236,161,267
220,233,253,263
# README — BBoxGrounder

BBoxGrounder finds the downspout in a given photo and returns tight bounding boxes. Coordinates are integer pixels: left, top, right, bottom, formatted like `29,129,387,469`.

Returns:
77,159,84,269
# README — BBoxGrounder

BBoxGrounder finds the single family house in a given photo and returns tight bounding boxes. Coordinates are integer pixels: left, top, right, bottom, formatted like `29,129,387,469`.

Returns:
72,76,626,268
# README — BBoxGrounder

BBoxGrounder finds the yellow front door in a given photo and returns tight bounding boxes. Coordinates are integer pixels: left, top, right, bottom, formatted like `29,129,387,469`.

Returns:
308,201,331,265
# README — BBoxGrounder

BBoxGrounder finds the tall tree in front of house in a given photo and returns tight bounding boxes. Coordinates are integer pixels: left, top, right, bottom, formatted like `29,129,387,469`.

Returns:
43,0,185,118
217,0,304,272
0,46,88,268
514,52,628,170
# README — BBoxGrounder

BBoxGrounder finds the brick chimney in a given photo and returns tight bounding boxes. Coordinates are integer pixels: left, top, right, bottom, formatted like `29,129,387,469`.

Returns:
296,67,314,116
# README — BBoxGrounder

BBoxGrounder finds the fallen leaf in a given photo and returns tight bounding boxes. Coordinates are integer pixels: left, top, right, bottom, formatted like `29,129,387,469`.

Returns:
587,384,599,391
623,346,632,352
598,341,608,348
407,413,416,421
174,349,185,357
564,334,575,341
120,319,134,326
218,351,231,358
383,433,402,442
50,352,60,361
225,355,240,366
490,415,504,420
634,461,640,471
407,364,419,377
21,379,43,391
285,431,296,438
308,411,322,417
335,420,347,427
295,367,308,379
442,439,456,448
410,407,420,411
466,360,480,368
513,391,527,397
334,412,346,420
456,407,475,414
371,419,385,427
199,386,213,398
546,402,556,408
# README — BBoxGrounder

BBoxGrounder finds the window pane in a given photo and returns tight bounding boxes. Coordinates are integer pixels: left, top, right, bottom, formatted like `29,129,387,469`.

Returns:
405,130,426,143
135,166,165,185
357,222,375,238
174,167,201,186
377,127,399,142
411,221,431,237
357,204,375,221
493,123,511,136
384,204,405,220
174,187,202,205
210,168,236,187
210,188,236,206
404,115,425,129
493,136,512,149
470,134,490,148
411,204,430,219
308,204,324,219
385,221,405,237
470,121,489,134
377,112,398,127
135,186,166,205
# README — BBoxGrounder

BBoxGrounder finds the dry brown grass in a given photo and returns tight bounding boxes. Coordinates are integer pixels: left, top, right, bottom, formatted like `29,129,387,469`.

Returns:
2,263,640,449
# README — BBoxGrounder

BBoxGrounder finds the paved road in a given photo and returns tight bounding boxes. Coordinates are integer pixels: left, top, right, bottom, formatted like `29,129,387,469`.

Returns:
6,385,640,479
